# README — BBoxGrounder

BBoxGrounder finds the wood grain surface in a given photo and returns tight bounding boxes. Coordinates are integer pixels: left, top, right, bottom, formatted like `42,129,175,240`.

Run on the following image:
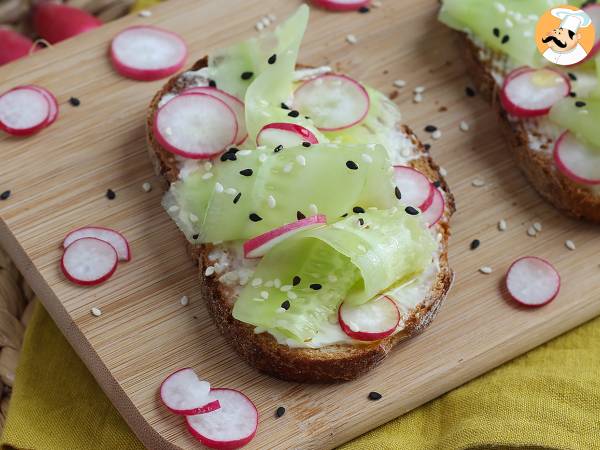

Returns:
1,1,599,448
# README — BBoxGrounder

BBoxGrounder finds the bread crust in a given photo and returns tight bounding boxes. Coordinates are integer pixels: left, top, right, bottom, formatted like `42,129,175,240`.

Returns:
146,58,455,382
461,34,600,223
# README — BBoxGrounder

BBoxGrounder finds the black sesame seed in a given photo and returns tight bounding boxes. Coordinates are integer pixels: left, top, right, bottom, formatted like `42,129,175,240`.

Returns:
292,275,301,286
274,145,284,153
0,190,10,200
249,212,262,222
302,141,311,147
358,6,370,13
281,102,290,110
424,125,437,133
220,152,237,162
275,406,286,418
353,206,365,214
208,79,217,87
106,189,116,200
493,28,500,38
368,391,382,401
575,101,587,108
470,239,480,250
358,218,365,226
239,168,253,177
310,283,322,290
233,193,242,204
241,71,254,80
346,160,358,170
192,234,199,240
424,143,431,151
405,206,419,215
281,300,291,310
304,116,310,120
394,186,402,200
433,180,442,188
268,54,277,64
341,213,349,218
569,92,577,97
501,35,510,44
288,110,300,118
69,97,80,107
568,72,577,81
297,211,306,220
465,86,476,97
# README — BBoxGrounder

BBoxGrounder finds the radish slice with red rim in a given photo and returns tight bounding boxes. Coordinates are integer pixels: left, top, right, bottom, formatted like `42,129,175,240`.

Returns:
500,68,570,117
243,215,327,259
293,74,370,131
183,87,247,145
553,131,600,185
0,86,51,136
63,226,131,261
582,4,600,61
154,93,238,159
61,237,118,286
186,388,258,449
26,85,59,126
256,122,318,148
506,256,560,307
311,0,370,11
338,295,400,341
393,166,434,210
160,368,220,416
110,25,187,81
420,187,445,227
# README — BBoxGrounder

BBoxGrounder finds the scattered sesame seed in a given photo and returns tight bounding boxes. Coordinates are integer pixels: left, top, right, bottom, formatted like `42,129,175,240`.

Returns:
238,150,252,156
255,21,265,31
249,212,262,222
91,307,102,317
280,102,290,110
225,188,237,196
215,182,224,193
302,141,311,148
234,193,242,204
168,205,179,213
106,189,116,200
274,145,284,153
358,6,370,13
533,222,542,232
527,226,537,237
465,86,476,97
413,93,423,103
180,295,189,306
498,219,507,231
501,34,510,44
189,213,199,223
353,206,365,214
470,239,480,250
268,54,277,64
575,101,586,108
567,72,577,81
138,9,152,17
310,283,322,290
346,160,359,170
208,80,217,88
346,34,358,44
394,186,402,200
293,276,301,286
296,155,307,166
274,278,281,288
297,211,306,220
281,300,291,310
205,266,215,276
424,143,431,151
239,168,253,177
267,195,276,209
459,121,470,132
493,27,500,38
368,392,382,401
479,266,493,274
241,71,254,80
414,86,425,94
439,167,448,177
281,285,292,292
275,406,286,417
267,13,276,21
393,79,406,88
471,178,485,187
259,153,268,163
276,307,286,313
309,204,318,215
252,278,263,287
0,190,11,200
192,234,199,240
288,110,300,118
405,206,419,215
261,16,271,27
424,125,437,133
69,97,81,107
433,180,441,188
431,130,442,140
283,163,293,173
565,239,576,251
260,291,269,299
142,182,152,193
202,172,214,180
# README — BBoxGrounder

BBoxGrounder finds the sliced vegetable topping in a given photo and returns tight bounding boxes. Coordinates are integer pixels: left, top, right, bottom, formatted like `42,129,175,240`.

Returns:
0,86,51,136
550,97,600,149
61,237,118,286
256,122,319,148
420,187,445,227
160,368,220,416
338,295,400,341
506,256,560,307
393,166,434,210
63,226,131,261
553,131,600,185
311,0,371,11
26,85,59,127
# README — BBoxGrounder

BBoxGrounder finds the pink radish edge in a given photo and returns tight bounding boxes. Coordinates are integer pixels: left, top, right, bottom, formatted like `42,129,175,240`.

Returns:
553,131,600,185
311,0,371,12
505,256,561,308
63,226,131,261
256,122,319,146
0,87,51,136
60,237,118,286
338,295,400,341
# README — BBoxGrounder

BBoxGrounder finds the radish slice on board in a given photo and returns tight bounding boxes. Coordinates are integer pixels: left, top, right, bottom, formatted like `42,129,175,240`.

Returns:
420,188,445,227
311,0,370,11
506,256,560,307
256,122,319,148
186,388,258,450
338,295,400,341
160,368,220,416
393,166,434,210
110,26,187,81
61,237,118,286
26,85,59,126
293,74,370,131
243,215,327,259
553,131,600,185
0,87,50,136
582,4,600,61
153,93,238,159
63,226,131,261
183,87,247,145
500,68,570,118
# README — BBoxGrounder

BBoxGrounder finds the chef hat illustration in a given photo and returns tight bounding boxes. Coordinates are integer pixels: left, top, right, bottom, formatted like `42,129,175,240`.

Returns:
551,8,592,33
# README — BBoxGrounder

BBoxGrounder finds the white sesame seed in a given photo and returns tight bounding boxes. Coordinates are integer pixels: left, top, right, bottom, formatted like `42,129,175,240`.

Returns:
471,178,485,187
273,279,281,288
202,172,213,180
393,79,406,88
281,285,292,292
494,2,506,13
288,291,298,300
138,9,152,17
215,182,224,193
253,298,265,302
276,307,286,314
459,121,470,132
251,278,263,287
357,245,367,253
168,205,179,213
439,167,448,177
413,93,423,103
255,21,264,31
238,149,252,156
505,18,513,28
328,274,338,282
225,188,238,196
205,266,215,276
414,86,425,94
259,153,267,163
479,266,493,274
309,203,318,215
283,163,293,173
533,222,542,232
565,239,576,251
527,226,537,237
165,127,172,136
204,161,213,171
180,295,189,306
91,307,102,317
261,16,271,27
431,130,442,140
260,291,269,299
267,195,276,209
296,155,306,166
498,219,507,231
346,34,358,45
362,153,373,163
189,213,199,222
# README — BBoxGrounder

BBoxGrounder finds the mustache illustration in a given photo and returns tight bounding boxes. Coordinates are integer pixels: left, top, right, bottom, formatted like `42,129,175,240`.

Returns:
542,35,567,48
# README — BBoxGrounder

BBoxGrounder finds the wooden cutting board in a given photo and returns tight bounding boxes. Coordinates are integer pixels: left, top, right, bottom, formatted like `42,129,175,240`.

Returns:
1,0,599,448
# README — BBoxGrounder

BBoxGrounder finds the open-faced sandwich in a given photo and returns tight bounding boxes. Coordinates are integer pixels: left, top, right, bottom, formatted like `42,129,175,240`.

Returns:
439,0,600,223
147,5,454,383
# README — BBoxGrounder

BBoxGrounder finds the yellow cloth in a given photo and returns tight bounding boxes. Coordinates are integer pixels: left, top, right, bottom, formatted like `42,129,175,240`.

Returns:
130,0,162,13
2,303,600,450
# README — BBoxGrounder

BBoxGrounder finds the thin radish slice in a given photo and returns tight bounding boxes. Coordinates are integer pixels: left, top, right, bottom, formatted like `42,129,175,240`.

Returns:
183,87,247,145
582,4,600,61
500,68,570,117
293,74,370,131
110,26,187,81
506,256,560,307
61,237,118,286
393,166,434,210
154,93,238,159
256,122,319,148
311,0,370,11
0,86,50,136
63,226,131,261
420,188,445,227
244,215,327,259
186,388,258,450
160,368,220,416
553,131,600,185
338,295,400,341
26,85,59,126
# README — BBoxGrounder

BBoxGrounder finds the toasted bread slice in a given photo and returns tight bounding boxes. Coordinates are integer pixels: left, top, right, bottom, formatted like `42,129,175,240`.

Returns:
461,35,600,223
146,58,455,382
